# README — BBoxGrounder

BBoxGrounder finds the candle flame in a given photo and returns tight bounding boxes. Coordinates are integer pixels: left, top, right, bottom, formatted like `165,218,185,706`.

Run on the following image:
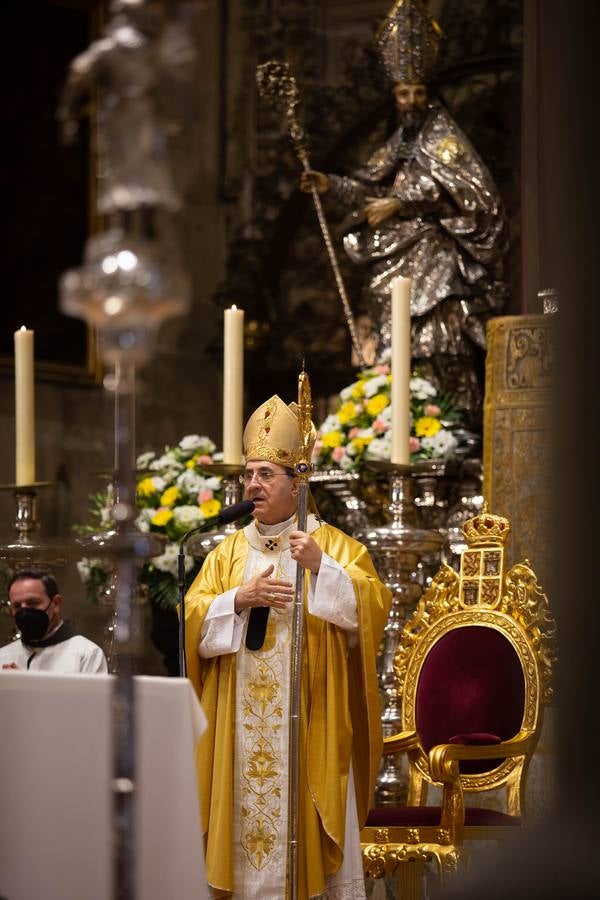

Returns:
230,304,237,310
20,325,27,331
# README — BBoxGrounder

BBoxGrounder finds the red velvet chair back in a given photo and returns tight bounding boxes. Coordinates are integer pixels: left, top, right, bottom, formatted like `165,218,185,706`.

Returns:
415,625,525,774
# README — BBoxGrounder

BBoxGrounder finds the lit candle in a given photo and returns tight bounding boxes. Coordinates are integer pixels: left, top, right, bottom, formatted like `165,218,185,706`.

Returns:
14,326,36,485
223,306,244,465
390,278,411,465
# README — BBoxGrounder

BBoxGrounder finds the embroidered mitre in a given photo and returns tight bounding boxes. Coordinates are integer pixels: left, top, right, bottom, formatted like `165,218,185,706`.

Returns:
243,395,316,467
376,0,443,84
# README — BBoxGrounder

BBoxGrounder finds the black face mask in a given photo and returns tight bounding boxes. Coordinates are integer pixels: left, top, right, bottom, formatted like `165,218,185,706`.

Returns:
15,601,52,644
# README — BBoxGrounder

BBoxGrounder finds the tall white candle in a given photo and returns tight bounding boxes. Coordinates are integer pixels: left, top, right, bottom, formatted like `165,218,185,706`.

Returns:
14,326,36,485
391,278,411,465
223,306,244,464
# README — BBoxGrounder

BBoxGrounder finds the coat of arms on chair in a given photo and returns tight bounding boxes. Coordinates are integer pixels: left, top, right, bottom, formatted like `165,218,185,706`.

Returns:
361,503,557,898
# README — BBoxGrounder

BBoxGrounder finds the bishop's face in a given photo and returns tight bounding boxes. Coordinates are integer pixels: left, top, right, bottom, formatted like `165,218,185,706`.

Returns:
393,82,428,127
242,460,299,526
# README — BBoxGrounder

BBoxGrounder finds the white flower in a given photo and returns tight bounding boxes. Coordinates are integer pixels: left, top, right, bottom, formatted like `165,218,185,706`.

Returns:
340,381,360,403
150,452,184,475
76,557,105,582
151,475,167,493
365,436,391,461
202,476,222,492
422,429,458,458
363,374,388,398
379,347,392,364
346,442,357,457
380,405,392,423
165,467,186,485
319,414,340,435
179,434,216,454
339,454,355,471
176,469,205,495
136,508,154,533
99,506,113,527
213,450,224,462
409,376,437,400
173,505,203,529
357,427,374,439
152,541,195,577
136,450,156,469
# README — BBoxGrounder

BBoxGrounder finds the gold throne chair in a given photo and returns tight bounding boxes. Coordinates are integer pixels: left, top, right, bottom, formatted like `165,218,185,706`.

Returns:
361,504,557,897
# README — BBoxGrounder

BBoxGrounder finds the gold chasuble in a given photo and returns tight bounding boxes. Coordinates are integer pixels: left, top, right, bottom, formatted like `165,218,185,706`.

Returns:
184,518,391,899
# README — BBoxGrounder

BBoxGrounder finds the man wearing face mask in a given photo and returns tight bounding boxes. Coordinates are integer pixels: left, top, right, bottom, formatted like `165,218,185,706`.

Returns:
0,568,107,673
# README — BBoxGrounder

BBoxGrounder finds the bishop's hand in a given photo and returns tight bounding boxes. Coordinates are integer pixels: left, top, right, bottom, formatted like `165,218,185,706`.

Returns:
364,196,402,226
234,564,294,613
289,531,322,573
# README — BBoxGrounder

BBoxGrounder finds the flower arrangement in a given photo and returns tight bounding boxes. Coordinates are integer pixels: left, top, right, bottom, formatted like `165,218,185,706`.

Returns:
314,362,465,472
76,435,224,610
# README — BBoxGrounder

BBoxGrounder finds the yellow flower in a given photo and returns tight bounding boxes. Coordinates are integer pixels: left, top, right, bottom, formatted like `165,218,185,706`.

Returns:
185,457,197,469
351,436,373,451
201,498,222,518
138,477,157,497
337,401,358,425
365,393,389,417
321,431,343,449
160,486,180,506
351,382,365,400
414,416,442,438
151,508,173,527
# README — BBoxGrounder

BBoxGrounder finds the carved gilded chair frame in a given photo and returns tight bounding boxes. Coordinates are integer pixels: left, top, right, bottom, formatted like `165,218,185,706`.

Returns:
361,517,557,890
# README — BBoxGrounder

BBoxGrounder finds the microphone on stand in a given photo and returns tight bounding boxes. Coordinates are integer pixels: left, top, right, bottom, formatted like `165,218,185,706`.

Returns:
177,499,255,677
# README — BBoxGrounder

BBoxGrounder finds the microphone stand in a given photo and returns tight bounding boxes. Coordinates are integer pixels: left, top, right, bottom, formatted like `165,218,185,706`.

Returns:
177,500,255,677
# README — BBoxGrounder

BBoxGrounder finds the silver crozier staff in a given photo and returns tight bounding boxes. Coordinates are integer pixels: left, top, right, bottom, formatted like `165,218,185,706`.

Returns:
287,367,313,900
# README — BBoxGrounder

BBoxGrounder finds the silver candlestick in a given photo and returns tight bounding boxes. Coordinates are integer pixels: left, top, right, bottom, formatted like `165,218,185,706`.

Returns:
0,482,68,568
354,461,444,805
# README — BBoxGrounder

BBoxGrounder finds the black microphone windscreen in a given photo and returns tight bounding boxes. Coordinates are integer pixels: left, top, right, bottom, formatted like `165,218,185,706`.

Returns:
219,499,255,524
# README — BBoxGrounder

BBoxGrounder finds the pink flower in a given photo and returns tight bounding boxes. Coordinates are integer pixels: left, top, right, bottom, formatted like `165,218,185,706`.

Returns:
374,365,390,375
348,427,359,439
332,446,346,463
373,418,387,434
409,436,421,452
197,454,212,465
198,489,214,502
424,404,441,417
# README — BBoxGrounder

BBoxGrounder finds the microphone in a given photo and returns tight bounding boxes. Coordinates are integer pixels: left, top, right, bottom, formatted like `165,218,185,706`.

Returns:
178,499,255,677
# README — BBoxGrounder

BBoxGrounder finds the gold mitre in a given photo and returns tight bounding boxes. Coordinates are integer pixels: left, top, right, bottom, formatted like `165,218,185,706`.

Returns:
243,395,316,468
462,502,511,548
376,0,443,84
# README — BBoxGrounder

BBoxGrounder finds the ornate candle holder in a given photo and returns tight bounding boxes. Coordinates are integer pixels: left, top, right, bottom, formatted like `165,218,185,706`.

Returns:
354,461,445,806
186,464,246,558
0,481,68,568
308,468,371,534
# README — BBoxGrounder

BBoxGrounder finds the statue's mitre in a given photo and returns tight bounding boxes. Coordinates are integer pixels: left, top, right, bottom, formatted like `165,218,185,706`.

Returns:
243,395,316,467
376,0,443,85
462,502,511,547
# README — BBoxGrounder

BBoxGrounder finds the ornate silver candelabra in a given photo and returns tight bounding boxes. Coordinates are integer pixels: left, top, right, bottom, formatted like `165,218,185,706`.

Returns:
354,461,445,805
